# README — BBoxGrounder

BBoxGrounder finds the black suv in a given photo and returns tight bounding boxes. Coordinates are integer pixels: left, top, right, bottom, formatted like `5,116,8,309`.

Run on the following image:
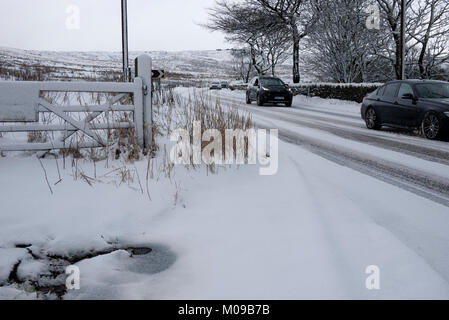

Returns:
361,80,449,140
246,76,293,107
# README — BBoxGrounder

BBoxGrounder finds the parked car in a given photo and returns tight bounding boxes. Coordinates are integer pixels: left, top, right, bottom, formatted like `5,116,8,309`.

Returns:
246,76,293,107
361,80,449,140
210,82,222,90
221,81,229,89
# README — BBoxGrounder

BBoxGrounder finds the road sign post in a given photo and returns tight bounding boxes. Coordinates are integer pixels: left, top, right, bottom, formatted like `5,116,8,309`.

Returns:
152,69,166,80
400,0,407,80
121,0,130,82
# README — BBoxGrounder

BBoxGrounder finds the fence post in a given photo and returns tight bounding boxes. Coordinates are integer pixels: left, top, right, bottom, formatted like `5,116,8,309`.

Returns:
135,54,153,153
133,77,144,148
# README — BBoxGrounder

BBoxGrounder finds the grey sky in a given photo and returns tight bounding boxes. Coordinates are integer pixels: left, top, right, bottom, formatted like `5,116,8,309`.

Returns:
0,0,229,51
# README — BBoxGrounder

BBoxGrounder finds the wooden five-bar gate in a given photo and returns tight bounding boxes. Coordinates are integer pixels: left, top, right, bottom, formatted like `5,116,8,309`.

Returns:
0,54,153,155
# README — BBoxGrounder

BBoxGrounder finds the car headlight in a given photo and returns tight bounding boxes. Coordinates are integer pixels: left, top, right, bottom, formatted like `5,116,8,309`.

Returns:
444,112,449,118
262,87,269,91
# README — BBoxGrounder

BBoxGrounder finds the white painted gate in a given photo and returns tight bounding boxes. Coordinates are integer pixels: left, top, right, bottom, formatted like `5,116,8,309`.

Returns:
0,55,153,155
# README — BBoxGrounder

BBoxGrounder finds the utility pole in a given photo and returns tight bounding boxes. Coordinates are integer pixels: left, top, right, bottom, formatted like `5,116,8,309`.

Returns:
400,0,407,80
121,0,130,82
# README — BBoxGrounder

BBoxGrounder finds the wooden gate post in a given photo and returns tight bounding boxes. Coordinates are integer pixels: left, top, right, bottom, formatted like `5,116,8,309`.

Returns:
135,54,153,153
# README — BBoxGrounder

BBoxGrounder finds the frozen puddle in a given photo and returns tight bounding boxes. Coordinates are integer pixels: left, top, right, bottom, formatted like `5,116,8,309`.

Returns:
0,243,176,300
126,244,176,275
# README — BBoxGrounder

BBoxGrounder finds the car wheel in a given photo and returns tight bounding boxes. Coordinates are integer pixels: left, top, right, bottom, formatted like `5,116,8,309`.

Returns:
246,93,251,104
365,108,381,130
285,100,292,107
421,112,441,140
257,94,264,106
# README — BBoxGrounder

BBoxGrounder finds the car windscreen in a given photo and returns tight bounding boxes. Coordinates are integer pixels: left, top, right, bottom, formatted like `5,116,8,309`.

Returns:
260,78,285,87
415,83,449,99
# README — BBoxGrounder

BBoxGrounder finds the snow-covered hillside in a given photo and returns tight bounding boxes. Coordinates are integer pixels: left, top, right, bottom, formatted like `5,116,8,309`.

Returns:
0,46,233,82
0,47,294,84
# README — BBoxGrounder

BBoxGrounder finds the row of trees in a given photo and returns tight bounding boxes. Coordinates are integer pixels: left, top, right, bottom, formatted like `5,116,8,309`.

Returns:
206,0,449,83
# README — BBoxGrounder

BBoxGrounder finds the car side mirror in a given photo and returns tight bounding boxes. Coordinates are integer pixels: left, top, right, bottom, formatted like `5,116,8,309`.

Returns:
401,93,416,100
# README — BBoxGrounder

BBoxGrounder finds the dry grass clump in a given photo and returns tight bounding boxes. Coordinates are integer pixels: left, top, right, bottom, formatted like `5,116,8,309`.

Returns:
156,89,253,140
27,112,54,143
61,145,84,160
153,87,175,106
153,88,253,173
183,91,252,131
111,123,140,162
27,131,49,143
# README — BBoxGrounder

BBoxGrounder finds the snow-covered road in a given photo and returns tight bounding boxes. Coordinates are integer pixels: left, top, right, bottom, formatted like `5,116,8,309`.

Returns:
199,88,449,293
207,89,449,207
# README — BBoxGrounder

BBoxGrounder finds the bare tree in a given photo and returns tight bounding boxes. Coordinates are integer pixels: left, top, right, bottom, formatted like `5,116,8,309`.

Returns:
230,48,254,82
306,0,381,82
265,28,291,76
375,0,417,79
246,26,291,76
206,0,291,78
375,0,449,80
250,0,318,83
408,0,449,79
248,36,276,75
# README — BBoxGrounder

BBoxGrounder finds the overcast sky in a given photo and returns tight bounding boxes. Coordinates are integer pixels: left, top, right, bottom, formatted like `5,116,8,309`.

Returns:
0,0,230,52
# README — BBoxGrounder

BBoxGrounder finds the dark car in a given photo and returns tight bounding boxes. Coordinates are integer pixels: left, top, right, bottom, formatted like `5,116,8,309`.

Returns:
246,76,293,107
361,80,449,140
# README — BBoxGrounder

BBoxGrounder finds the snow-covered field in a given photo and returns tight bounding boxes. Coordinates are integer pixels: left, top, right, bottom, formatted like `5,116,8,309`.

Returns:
1,87,449,299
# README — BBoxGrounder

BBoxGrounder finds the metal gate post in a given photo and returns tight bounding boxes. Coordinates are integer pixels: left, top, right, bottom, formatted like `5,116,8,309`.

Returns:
135,54,153,153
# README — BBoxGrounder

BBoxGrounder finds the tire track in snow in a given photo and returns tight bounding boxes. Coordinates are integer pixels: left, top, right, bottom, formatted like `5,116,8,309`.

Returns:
289,155,449,289
278,127,449,208
291,105,361,120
